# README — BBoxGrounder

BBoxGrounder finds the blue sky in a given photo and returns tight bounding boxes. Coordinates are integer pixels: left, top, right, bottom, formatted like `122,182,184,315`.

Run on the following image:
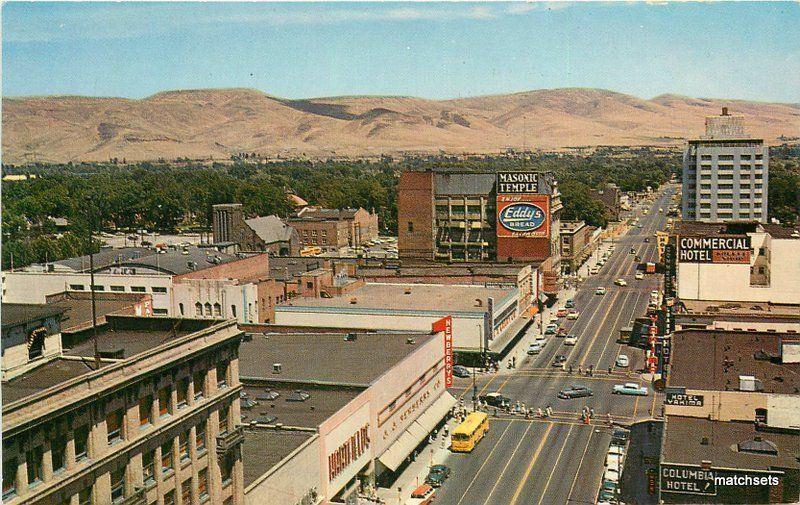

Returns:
3,1,799,102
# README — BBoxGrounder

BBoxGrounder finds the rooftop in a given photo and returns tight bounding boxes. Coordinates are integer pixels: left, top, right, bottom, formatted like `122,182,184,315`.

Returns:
96,246,238,276
44,247,155,272
293,207,364,220
239,331,434,386
677,299,800,320
672,221,800,240
244,215,296,245
662,416,800,471
242,429,315,488
2,358,108,405
560,220,587,233
1,303,64,330
46,291,150,333
239,384,361,429
268,257,326,281
278,282,514,314
669,330,800,395
356,262,531,281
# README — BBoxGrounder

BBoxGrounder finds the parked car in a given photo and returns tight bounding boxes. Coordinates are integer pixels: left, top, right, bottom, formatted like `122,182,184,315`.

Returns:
595,287,607,295
556,308,568,318
612,383,649,396
590,266,600,275
604,467,620,483
527,343,543,355
409,484,436,505
425,465,451,487
614,278,627,286
615,355,629,367
644,237,650,243
552,355,567,367
564,335,578,346
453,365,471,378
558,385,593,399
480,393,511,408
565,298,575,309
556,328,567,337
567,310,579,320
635,272,644,280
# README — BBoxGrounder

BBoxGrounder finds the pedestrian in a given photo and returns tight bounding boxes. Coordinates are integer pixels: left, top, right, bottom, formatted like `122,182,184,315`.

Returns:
607,413,613,424
608,366,612,375
578,366,582,375
590,408,595,418
569,365,573,374
537,407,543,418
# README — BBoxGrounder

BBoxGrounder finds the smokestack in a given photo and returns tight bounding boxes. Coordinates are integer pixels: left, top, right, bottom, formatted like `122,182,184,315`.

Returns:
722,107,729,116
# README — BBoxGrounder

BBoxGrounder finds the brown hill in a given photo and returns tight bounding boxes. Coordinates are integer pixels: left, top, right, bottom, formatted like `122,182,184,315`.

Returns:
2,87,798,163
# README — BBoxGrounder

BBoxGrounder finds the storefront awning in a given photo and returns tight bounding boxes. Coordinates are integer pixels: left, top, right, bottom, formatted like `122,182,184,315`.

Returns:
377,392,457,472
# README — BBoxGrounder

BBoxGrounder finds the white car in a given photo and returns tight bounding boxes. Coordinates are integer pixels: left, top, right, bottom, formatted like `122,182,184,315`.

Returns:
651,290,659,298
595,287,607,295
607,445,625,457
535,334,547,342
635,272,644,280
527,343,543,355
567,311,579,320
604,467,620,483
613,383,648,396
616,355,629,367
564,336,578,346
614,278,627,286
590,266,600,275
606,456,622,472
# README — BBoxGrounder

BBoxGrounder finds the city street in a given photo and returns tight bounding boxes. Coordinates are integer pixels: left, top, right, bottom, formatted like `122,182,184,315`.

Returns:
436,188,673,505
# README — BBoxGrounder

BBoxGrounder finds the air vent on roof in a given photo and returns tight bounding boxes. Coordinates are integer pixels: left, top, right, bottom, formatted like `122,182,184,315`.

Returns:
350,298,357,304
344,333,357,342
738,436,778,455
255,415,277,425
404,288,412,295
739,375,763,392
700,437,709,445
406,338,416,345
272,363,282,374
257,390,280,401
286,390,310,402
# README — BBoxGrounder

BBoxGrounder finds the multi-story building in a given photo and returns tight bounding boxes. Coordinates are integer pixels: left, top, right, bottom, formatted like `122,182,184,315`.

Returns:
212,204,300,256
1,308,244,505
559,220,597,274
397,169,562,265
588,184,621,222
289,207,379,251
682,108,769,223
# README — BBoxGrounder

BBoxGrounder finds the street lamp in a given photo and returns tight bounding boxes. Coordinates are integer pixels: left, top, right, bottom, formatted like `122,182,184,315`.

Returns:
472,323,482,411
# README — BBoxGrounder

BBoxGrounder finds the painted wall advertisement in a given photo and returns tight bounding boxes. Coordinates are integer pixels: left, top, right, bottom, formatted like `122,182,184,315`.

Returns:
677,236,751,264
660,464,717,496
496,194,550,239
433,316,454,387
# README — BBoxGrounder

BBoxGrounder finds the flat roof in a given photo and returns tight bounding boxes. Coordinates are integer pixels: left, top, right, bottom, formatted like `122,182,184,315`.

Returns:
239,331,434,386
669,330,800,394
2,358,109,405
677,299,800,319
47,292,148,333
278,282,514,313
1,303,65,330
242,429,315,488
662,416,800,471
240,384,361,429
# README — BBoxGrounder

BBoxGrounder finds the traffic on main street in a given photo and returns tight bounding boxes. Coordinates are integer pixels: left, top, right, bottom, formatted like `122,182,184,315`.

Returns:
434,187,674,505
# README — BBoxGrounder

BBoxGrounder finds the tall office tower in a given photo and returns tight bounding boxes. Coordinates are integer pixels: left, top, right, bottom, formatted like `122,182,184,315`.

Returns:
682,107,769,223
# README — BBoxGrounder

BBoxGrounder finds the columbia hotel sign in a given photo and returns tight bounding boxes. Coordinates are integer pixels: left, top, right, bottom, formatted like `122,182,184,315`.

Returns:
678,236,751,264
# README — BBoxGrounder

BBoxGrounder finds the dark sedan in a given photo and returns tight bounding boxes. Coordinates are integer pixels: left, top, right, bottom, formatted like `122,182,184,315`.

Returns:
452,365,471,378
425,465,451,487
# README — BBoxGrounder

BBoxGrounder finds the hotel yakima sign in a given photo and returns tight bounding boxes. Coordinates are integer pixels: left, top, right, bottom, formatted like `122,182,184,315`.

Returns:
677,236,751,264
496,171,539,194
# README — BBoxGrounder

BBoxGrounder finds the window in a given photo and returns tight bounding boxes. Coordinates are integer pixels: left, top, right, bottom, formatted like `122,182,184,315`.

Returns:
90,285,104,291
131,286,146,293
164,490,175,505
231,305,237,318
217,362,228,388
75,425,89,461
107,409,124,444
158,387,171,418
213,303,221,317
26,447,43,487
153,308,168,315
179,432,190,462
219,405,229,434
181,479,192,503
196,422,207,453
160,442,173,474
110,285,125,292
142,449,155,484
179,303,185,316
195,302,203,317
52,437,67,473
69,284,85,291
204,303,212,316
198,468,209,500
407,221,413,233
220,455,234,487
177,379,189,409
78,486,92,505
139,395,153,427
110,468,125,503
3,457,17,499
193,371,205,400
152,286,167,293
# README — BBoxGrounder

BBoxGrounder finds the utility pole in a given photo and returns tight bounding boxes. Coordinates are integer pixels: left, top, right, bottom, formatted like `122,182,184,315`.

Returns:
88,209,101,370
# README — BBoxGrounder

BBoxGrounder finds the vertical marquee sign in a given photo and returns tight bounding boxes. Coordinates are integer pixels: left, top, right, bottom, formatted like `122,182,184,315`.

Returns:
432,316,454,387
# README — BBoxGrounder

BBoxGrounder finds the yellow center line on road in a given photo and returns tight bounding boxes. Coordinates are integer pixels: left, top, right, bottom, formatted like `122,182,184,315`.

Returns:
509,423,555,505
590,290,639,370
454,419,516,505
536,425,576,505
578,291,622,368
566,428,596,502
481,418,536,505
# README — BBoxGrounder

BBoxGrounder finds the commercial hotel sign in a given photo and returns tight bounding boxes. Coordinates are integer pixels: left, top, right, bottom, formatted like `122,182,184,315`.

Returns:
677,236,751,264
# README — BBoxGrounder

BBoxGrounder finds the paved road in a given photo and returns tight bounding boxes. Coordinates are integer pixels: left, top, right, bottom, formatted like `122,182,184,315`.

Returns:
438,187,675,505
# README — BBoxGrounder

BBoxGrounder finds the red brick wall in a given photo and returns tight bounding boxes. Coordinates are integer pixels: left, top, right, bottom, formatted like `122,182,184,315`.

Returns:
173,253,270,281
398,171,434,260
496,237,551,262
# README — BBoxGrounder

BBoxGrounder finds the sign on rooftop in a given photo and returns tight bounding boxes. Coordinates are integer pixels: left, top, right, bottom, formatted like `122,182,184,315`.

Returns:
677,236,751,264
497,172,539,194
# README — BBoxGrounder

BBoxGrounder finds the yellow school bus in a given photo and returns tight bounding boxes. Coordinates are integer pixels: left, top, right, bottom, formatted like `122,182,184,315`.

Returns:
450,412,489,453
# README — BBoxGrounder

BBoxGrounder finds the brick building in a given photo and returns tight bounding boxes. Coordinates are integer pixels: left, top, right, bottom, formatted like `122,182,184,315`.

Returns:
588,183,621,221
559,220,597,274
289,207,379,251
2,308,244,505
212,204,300,256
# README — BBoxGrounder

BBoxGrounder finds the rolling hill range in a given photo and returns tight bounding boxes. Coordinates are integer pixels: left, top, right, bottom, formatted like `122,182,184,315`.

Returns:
2,88,798,163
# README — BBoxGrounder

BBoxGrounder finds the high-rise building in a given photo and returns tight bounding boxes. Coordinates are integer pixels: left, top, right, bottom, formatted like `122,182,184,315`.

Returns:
682,107,769,223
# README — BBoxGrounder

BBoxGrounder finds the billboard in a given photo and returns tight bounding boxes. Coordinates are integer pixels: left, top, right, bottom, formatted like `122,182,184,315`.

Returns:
496,194,550,239
677,236,751,264
432,316,454,387
496,172,539,194
660,464,716,496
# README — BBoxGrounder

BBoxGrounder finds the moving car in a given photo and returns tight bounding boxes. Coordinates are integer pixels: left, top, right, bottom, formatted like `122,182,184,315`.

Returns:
614,278,627,286
595,287,607,295
567,310,579,320
552,355,567,367
425,465,451,487
556,328,567,337
527,343,543,355
612,383,649,396
564,335,578,346
453,365,471,378
635,272,644,280
480,392,511,408
616,355,630,367
644,237,650,243
558,385,593,399
630,247,636,254
545,324,558,335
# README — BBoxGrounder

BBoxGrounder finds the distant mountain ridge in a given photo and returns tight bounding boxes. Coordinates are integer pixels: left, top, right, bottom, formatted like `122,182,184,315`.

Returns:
2,87,798,163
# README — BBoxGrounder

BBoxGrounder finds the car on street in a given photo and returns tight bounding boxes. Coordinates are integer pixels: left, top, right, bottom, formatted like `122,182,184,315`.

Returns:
651,290,659,298
607,445,625,457
615,355,629,367
644,237,650,243
556,328,567,337
635,272,644,280
556,308,568,318
589,266,600,275
453,365,471,378
565,298,575,308
566,310,579,320
637,224,643,228
614,278,627,286
527,343,543,355
545,324,558,335
552,355,567,367
629,247,636,254
604,467,620,483
564,335,578,346
595,287,607,295
612,383,649,396
409,484,436,505
480,392,511,408
535,334,548,342
634,255,641,262
550,316,561,324
558,385,593,399
425,465,451,487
